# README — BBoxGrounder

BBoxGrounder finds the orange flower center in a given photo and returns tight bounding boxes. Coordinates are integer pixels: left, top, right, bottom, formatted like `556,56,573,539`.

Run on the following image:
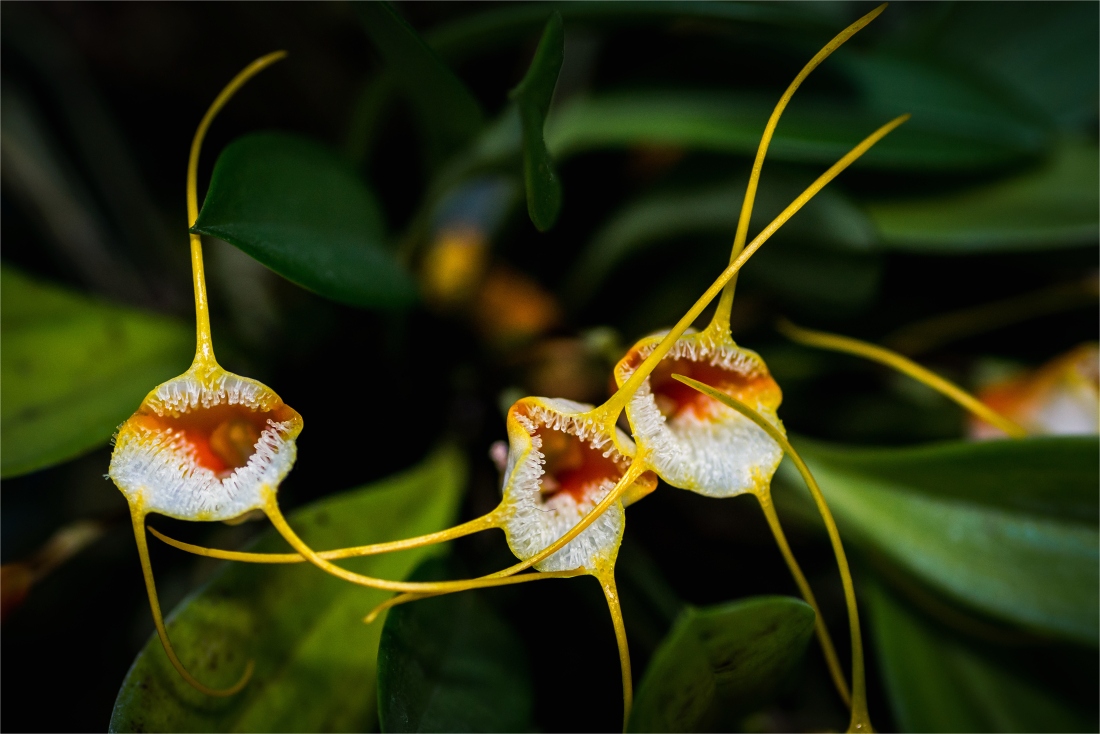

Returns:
536,428,624,504
649,357,776,420
132,403,298,478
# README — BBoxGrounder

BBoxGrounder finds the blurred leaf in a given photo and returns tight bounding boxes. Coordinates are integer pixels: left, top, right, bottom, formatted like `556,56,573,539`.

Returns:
545,92,1043,172
931,2,1099,131
867,581,1094,733
866,141,1099,251
192,132,417,309
628,596,815,732
378,556,534,733
356,1,484,163
110,447,466,733
565,173,876,306
426,2,842,62
787,437,1099,644
0,266,191,478
509,12,564,232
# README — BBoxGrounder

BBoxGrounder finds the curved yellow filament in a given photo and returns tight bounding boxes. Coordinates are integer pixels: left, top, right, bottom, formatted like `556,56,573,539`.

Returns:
186,51,287,366
756,491,851,708
776,319,1027,438
672,375,872,732
130,507,254,696
149,512,502,564
711,3,887,332
595,564,633,731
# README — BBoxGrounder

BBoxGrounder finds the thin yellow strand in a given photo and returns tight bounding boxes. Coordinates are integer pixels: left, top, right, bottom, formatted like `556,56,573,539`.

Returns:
148,512,501,565
756,491,852,708
712,3,886,330
186,51,287,365
672,375,872,733
130,507,254,696
595,565,634,731
605,114,909,420
777,319,1027,438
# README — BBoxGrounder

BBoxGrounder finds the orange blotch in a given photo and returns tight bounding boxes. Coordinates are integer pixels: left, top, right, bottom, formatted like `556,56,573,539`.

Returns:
536,428,625,505
649,357,779,421
131,402,299,478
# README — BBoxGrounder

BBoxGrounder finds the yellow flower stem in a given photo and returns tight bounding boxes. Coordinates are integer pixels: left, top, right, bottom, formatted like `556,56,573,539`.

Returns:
672,375,872,733
594,564,633,731
148,512,502,564
186,51,286,368
755,490,851,708
130,505,254,696
604,114,909,422
777,319,1027,438
711,3,886,333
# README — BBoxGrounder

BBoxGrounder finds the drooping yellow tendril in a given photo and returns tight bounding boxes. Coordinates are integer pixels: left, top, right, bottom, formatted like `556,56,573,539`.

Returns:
777,319,1028,438
186,51,287,365
130,507,254,696
671,375,872,733
711,3,887,331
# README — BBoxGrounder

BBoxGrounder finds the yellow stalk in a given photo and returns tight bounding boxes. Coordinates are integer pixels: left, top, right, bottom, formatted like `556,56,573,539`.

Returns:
672,375,872,733
777,319,1027,438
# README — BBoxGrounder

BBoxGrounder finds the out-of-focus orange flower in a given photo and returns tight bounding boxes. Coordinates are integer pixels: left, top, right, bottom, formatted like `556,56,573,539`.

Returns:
972,344,1099,439
474,265,561,345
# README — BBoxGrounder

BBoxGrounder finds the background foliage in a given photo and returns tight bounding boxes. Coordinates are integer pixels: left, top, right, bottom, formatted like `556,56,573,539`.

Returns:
1,2,1096,732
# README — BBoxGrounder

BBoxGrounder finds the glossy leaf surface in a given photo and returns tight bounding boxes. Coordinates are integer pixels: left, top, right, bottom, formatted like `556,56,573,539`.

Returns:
866,141,1099,251
509,12,564,232
868,581,1094,732
788,437,1099,644
378,556,534,732
628,596,815,732
0,266,191,478
193,132,416,309
110,448,466,733
357,1,484,162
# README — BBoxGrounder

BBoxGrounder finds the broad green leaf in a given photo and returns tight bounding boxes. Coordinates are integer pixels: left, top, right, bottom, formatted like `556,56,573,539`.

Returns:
930,3,1099,131
0,266,191,478
564,173,876,307
356,1,484,163
378,556,533,733
545,92,1043,172
192,132,417,309
509,12,564,232
786,437,1099,644
866,141,1099,251
110,447,467,733
628,596,815,733
867,581,1094,733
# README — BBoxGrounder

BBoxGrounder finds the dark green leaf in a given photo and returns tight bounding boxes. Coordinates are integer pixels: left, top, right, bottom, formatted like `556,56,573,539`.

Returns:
866,141,1099,251
564,173,876,307
786,437,1099,644
378,556,533,733
110,447,467,733
356,1,484,163
192,132,417,309
0,266,192,478
545,92,1043,172
509,12,564,232
867,581,1095,732
628,596,815,732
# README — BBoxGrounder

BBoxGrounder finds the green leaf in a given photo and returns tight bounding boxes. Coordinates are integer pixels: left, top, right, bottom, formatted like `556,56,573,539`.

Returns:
564,173,876,307
787,437,1099,644
378,556,534,733
192,132,417,309
866,141,1099,251
509,12,564,232
545,92,1043,172
110,447,467,733
628,596,816,733
0,266,192,478
867,581,1095,733
356,1,484,163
